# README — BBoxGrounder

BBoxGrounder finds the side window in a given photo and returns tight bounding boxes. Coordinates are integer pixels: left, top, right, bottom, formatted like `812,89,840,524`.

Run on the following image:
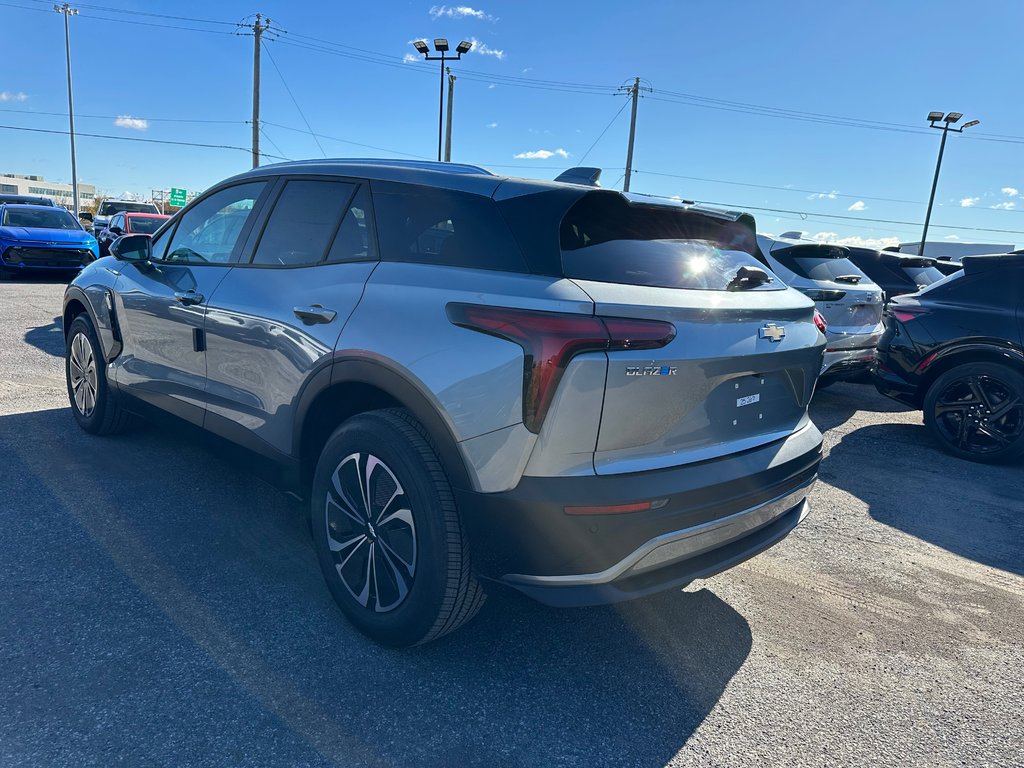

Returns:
371,181,527,272
326,184,377,264
161,182,266,264
252,179,355,267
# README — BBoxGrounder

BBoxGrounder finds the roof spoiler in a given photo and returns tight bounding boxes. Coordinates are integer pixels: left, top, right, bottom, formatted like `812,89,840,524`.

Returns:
554,167,602,187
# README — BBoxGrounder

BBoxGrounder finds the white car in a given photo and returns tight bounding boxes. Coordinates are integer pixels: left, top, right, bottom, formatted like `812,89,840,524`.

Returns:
758,233,884,383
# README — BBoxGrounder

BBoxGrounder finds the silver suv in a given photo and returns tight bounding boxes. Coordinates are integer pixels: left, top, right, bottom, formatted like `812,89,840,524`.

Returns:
63,160,825,646
757,233,884,383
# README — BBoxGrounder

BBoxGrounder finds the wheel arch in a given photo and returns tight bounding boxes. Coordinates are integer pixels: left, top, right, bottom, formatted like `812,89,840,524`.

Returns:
294,356,475,495
918,341,1024,405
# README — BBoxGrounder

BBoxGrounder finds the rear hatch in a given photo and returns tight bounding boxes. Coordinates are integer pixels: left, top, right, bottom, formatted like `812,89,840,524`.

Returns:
766,242,883,339
558,194,824,475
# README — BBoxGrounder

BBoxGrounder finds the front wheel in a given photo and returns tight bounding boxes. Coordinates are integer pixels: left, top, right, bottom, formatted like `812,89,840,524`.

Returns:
310,408,485,646
65,314,131,435
924,362,1024,463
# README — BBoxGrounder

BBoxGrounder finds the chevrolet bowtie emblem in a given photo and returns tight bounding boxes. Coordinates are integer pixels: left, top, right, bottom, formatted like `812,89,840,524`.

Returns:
759,323,786,342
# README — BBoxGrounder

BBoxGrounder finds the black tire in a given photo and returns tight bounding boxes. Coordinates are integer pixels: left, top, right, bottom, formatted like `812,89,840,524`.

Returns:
65,314,131,435
310,408,485,646
923,362,1024,464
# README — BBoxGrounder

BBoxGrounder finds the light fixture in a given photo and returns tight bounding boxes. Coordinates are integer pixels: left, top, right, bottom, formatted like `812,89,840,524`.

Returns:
944,112,963,123
413,40,430,54
927,111,944,122
962,119,980,129
433,38,449,52
455,40,473,54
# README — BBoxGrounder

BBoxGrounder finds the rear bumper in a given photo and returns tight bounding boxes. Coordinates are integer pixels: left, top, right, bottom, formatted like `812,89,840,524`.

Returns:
820,345,877,379
456,421,822,607
871,363,921,408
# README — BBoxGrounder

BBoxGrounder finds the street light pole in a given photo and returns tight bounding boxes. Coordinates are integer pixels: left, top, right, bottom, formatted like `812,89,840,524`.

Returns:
444,68,456,162
54,3,80,218
413,39,472,162
919,111,980,257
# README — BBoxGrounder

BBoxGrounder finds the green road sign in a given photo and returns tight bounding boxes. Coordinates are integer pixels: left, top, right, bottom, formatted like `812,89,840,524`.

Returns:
169,188,187,207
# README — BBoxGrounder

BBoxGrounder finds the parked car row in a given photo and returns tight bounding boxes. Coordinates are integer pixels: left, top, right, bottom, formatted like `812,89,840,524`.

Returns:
0,203,99,278
36,160,1024,646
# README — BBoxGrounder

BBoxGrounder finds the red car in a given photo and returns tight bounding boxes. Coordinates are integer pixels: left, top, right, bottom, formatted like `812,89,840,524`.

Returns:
97,212,171,256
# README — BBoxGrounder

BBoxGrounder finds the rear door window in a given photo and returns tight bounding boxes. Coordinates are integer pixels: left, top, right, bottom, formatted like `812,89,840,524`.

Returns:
559,193,779,290
252,179,355,267
325,184,377,264
371,181,527,272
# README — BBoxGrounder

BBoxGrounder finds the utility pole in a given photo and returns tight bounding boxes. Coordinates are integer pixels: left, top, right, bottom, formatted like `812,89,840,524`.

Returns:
444,68,456,162
618,77,650,192
248,14,271,168
919,111,979,257
54,3,80,218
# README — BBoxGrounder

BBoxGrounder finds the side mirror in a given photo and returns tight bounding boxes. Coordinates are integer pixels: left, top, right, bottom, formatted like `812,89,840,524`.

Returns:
79,212,94,223
110,234,152,263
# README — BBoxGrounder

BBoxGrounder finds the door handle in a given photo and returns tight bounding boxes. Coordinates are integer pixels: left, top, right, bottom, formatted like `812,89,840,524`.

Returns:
174,290,205,306
293,304,337,325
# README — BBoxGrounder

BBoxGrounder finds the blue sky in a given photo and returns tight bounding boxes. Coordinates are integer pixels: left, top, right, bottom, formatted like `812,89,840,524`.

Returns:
2,0,1023,248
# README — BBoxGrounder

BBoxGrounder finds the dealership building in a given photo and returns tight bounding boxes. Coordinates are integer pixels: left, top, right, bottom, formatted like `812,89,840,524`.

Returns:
0,173,96,210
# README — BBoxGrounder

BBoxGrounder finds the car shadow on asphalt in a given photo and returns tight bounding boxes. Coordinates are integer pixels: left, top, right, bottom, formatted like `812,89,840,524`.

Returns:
24,315,65,357
0,407,752,767
808,380,911,434
821,418,1024,576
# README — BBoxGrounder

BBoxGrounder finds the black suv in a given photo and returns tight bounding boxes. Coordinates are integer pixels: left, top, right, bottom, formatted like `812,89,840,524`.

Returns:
873,253,1024,462
845,247,946,301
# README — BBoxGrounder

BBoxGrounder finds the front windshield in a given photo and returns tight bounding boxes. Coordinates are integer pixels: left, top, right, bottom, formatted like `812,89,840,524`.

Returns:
2,207,81,230
128,216,166,235
98,201,158,216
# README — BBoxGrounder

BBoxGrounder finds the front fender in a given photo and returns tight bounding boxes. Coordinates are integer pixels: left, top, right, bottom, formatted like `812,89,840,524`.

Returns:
63,263,123,362
919,338,1024,374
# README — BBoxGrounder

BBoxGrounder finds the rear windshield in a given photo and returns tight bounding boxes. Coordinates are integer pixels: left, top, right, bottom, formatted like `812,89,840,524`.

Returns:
2,207,81,230
902,265,944,288
772,245,867,283
128,216,166,234
559,194,780,291
98,201,158,216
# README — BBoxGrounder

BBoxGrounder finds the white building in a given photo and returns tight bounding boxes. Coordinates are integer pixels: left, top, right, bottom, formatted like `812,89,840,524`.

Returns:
0,173,97,210
899,241,1015,259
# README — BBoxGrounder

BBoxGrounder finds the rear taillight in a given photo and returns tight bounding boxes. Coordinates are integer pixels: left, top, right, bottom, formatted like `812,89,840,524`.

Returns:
447,304,675,433
891,309,924,323
813,310,828,334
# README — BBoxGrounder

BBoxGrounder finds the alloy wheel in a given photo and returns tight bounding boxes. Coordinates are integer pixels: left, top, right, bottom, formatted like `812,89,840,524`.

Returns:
933,373,1024,455
69,332,98,418
324,453,417,613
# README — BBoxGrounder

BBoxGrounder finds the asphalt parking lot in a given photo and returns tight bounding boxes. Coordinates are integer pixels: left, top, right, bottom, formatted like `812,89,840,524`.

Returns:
1,275,1021,768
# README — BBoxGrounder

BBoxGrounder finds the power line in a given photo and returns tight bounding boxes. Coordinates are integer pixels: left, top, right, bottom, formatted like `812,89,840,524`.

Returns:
262,40,327,158
0,106,242,125
258,126,290,162
23,0,236,24
259,121,431,159
577,99,630,165
0,123,288,160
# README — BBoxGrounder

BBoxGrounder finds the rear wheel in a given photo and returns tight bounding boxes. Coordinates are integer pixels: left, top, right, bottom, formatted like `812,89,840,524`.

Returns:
310,408,485,646
924,362,1024,463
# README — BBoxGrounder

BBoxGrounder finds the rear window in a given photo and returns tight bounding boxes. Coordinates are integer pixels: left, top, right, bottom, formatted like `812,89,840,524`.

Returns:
772,245,868,284
559,194,779,291
902,265,944,288
371,181,527,272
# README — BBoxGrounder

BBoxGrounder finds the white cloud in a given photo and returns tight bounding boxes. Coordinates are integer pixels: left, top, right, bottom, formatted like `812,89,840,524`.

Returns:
487,83,496,89
847,200,866,212
806,232,901,250
960,197,979,208
1001,187,1019,197
513,148,570,160
0,91,28,102
992,201,1016,210
465,37,504,59
807,190,838,200
944,234,960,240
521,67,533,74
486,122,497,128
114,115,148,131
429,5,494,20
402,53,419,63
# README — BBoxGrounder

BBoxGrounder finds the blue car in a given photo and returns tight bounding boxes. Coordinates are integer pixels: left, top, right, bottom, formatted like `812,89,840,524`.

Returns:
0,204,100,279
